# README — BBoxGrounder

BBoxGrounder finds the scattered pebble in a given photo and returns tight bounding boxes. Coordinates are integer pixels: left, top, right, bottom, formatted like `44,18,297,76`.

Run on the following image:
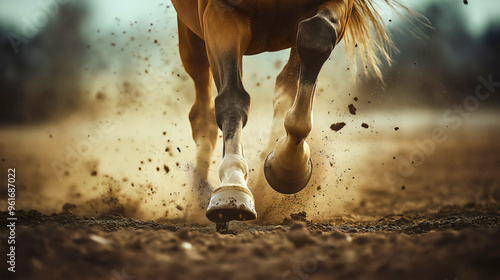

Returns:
330,122,346,132
348,104,357,115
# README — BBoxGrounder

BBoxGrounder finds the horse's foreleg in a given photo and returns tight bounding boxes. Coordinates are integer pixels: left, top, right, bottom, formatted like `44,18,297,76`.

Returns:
265,12,339,194
202,8,257,223
262,48,300,159
178,18,218,180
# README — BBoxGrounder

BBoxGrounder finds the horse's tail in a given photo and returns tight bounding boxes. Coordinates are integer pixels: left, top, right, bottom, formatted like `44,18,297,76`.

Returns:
344,0,425,79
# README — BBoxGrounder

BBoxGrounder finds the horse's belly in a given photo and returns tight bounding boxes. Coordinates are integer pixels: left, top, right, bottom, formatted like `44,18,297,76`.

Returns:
243,0,326,54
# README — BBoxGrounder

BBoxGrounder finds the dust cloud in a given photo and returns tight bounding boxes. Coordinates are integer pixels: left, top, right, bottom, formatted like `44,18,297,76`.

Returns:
0,43,367,225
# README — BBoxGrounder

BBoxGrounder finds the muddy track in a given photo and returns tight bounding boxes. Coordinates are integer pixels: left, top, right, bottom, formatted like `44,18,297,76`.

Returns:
1,204,499,280
1,203,499,234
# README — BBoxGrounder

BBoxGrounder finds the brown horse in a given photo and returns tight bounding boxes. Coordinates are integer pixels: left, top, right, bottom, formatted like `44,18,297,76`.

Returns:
171,0,412,223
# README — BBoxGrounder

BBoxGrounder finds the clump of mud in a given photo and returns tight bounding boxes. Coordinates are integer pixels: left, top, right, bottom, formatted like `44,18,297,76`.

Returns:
348,104,357,115
330,122,346,132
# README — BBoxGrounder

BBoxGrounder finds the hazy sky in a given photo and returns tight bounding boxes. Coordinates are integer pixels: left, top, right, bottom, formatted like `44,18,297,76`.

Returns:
1,0,499,37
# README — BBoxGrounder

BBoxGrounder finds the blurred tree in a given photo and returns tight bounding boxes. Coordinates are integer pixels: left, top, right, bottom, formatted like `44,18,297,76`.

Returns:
0,3,88,123
357,2,500,109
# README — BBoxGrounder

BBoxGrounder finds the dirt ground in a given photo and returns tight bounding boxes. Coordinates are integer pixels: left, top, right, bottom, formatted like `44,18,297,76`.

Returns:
1,122,500,279
1,204,499,280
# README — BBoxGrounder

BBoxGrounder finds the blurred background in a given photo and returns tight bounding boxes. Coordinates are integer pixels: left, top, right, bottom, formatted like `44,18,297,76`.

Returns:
0,0,499,223
1,0,499,123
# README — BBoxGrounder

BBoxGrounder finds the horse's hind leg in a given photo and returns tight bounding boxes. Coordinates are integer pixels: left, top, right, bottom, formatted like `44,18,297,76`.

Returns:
264,10,340,194
178,18,218,180
202,7,256,223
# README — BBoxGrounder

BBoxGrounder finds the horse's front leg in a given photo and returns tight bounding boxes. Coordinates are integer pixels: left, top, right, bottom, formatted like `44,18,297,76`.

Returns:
203,6,257,223
265,10,340,194
262,48,300,160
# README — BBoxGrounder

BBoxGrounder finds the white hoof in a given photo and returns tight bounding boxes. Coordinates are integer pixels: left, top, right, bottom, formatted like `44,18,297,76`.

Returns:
206,186,257,223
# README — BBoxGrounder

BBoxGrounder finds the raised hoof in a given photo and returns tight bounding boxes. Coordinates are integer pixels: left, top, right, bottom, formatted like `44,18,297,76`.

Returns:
264,150,312,194
206,187,257,223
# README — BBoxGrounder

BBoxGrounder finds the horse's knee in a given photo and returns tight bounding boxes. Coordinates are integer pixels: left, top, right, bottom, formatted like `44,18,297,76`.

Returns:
296,14,338,75
214,86,251,130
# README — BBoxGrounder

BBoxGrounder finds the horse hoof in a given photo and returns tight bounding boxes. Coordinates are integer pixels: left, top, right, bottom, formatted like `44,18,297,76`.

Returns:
206,186,257,223
264,150,312,194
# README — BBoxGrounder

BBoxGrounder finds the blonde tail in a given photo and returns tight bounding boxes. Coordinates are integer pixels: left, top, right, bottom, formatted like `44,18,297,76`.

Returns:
345,0,427,79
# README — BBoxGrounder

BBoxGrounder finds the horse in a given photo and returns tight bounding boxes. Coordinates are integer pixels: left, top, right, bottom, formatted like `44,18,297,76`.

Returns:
170,0,413,223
